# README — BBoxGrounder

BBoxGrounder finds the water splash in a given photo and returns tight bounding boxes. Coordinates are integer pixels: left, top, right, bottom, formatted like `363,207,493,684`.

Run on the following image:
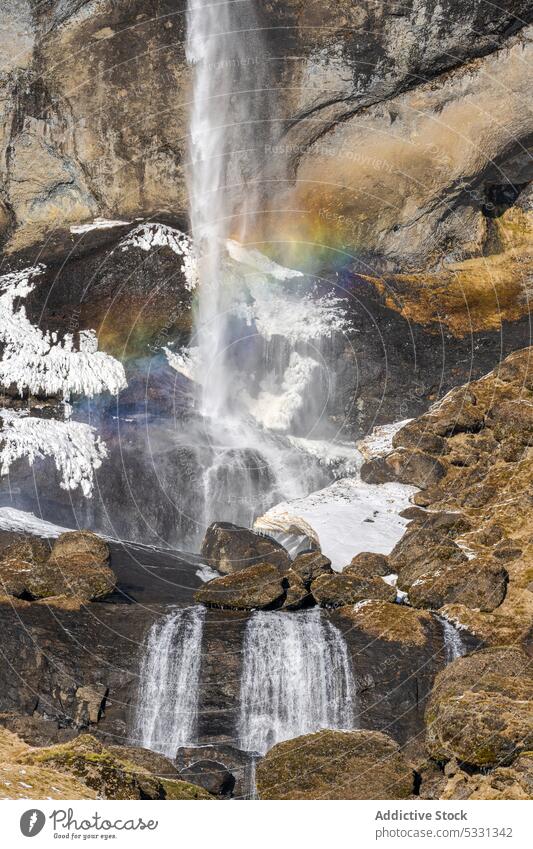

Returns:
238,608,356,755
132,606,205,756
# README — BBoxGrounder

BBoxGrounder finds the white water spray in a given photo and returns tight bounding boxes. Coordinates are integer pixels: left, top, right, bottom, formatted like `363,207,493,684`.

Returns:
132,606,205,756
238,608,357,755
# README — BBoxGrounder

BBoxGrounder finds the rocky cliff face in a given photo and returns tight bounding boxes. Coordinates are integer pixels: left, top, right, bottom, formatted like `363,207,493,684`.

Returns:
1,1,531,341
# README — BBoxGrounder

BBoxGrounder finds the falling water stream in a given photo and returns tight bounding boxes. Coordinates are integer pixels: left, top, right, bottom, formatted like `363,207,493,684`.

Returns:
132,606,205,757
239,609,357,755
439,616,466,663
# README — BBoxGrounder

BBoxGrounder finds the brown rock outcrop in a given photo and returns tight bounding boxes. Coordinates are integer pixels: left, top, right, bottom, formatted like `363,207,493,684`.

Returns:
255,729,414,800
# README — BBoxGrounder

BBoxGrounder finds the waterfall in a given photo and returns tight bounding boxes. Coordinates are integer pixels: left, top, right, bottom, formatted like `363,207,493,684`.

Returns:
238,609,356,755
440,616,466,663
183,0,344,537
186,0,273,420
132,606,205,757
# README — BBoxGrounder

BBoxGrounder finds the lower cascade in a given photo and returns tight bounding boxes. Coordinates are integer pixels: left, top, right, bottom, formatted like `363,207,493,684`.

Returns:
132,605,205,757
440,617,466,663
238,608,357,755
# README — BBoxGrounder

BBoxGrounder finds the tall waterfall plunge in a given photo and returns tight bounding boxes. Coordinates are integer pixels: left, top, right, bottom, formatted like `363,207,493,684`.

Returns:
239,609,357,756
182,0,347,538
132,606,205,757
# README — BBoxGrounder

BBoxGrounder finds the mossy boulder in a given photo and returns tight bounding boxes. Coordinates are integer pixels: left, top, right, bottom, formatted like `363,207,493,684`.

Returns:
25,559,116,601
49,531,110,568
408,557,508,611
200,522,291,574
425,648,533,767
343,551,390,578
311,573,396,608
335,600,434,647
0,530,115,601
255,729,414,800
21,734,213,799
195,563,285,610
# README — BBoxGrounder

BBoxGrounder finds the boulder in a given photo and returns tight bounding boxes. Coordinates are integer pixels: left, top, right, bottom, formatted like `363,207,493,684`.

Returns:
335,600,434,647
255,729,413,800
361,450,446,488
408,558,508,611
49,531,110,568
25,558,116,601
392,421,447,455
311,573,396,608
343,551,389,578
389,527,468,590
200,522,291,574
21,734,213,799
426,648,533,767
0,532,116,601
176,743,255,799
195,563,285,610
1,537,49,564
179,759,235,798
406,511,472,537
422,388,486,437
289,551,332,587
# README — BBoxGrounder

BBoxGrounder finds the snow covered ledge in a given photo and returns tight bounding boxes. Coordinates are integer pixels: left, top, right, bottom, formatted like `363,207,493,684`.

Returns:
255,420,417,571
0,266,127,496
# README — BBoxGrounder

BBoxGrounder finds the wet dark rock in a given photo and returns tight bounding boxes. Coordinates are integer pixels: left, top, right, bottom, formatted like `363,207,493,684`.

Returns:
179,759,235,798
176,743,256,799
200,522,291,574
0,713,76,747
255,729,414,800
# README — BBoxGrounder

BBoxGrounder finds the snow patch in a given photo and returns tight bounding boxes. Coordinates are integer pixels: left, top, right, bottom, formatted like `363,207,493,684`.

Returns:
164,345,200,383
226,239,303,281
0,267,126,399
263,477,416,571
70,217,131,234
357,419,412,460
0,410,107,496
120,223,198,290
0,507,69,538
